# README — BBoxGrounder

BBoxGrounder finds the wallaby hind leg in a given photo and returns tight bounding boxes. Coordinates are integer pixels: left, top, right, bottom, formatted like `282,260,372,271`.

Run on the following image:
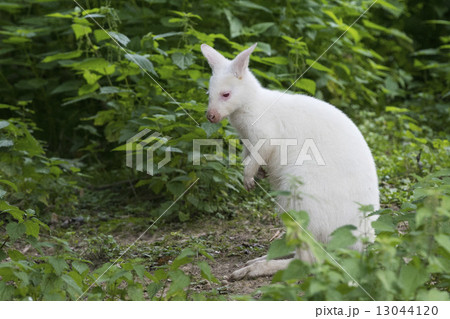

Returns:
245,255,267,266
230,259,293,281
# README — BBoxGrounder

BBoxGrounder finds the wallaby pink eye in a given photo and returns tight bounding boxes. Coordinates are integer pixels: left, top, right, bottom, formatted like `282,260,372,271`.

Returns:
222,92,230,98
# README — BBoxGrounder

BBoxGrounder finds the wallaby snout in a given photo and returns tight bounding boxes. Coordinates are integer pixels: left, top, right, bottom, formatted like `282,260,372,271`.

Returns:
206,109,221,123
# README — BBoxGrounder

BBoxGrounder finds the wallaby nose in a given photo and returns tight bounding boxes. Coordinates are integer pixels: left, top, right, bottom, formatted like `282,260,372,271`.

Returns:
206,109,220,123
207,113,215,121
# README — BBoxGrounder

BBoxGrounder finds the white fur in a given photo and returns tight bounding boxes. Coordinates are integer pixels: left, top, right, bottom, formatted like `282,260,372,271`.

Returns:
201,44,379,280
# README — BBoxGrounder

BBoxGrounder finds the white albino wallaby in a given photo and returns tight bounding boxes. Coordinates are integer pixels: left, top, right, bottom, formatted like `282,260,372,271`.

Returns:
201,43,379,281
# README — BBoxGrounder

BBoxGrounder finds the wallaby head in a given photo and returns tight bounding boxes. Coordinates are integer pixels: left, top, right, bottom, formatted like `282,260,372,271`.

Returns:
201,43,259,123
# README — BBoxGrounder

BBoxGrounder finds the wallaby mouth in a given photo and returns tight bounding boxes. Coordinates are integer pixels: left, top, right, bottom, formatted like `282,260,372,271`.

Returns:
207,117,221,123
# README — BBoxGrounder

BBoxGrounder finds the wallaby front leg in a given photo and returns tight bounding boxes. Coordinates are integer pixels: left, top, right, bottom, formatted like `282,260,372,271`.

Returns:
242,147,265,179
243,156,260,191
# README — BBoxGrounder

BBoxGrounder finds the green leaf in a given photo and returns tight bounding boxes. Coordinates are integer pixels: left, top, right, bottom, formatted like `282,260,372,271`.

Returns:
6,222,26,241
72,58,115,75
178,211,190,222
0,180,18,192
108,31,130,47
376,269,396,293
201,122,221,137
13,270,29,285
167,182,185,196
295,78,316,95
0,201,25,222
0,282,14,301
398,264,428,298
147,282,163,299
83,70,102,85
281,259,307,281
171,52,195,70
323,10,341,25
257,42,271,55
0,2,24,12
171,248,195,269
146,269,168,283
435,234,450,254
306,59,333,74
128,283,144,301
327,225,357,250
42,50,83,63
416,289,450,301
0,104,19,110
167,270,190,297
250,22,274,34
377,0,403,17
15,78,48,90
100,86,133,94
261,56,289,65
24,219,39,238
78,83,99,96
109,269,133,283
47,12,73,19
236,0,272,13
14,130,43,156
51,80,82,94
386,106,409,113
198,261,219,283
72,261,89,275
224,9,243,38
0,139,13,148
267,238,292,260
125,53,156,75
8,249,26,261
133,264,146,280
48,257,68,276
0,120,9,129
153,31,183,40
62,274,83,299
93,29,111,42
71,24,92,39
372,214,395,232
280,210,310,229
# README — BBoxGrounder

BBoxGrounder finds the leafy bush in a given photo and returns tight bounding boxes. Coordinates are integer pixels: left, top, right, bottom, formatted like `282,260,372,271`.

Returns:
253,170,449,301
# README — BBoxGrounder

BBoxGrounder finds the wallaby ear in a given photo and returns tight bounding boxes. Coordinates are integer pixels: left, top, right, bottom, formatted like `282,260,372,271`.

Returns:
231,43,257,79
201,44,228,72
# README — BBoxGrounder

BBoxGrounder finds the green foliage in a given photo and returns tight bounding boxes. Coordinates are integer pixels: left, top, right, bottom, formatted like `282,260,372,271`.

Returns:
0,0,448,300
0,102,79,268
0,241,222,301
0,104,80,211
256,170,450,301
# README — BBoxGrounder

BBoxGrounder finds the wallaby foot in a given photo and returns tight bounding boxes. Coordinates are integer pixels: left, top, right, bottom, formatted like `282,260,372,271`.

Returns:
245,252,295,266
230,259,293,281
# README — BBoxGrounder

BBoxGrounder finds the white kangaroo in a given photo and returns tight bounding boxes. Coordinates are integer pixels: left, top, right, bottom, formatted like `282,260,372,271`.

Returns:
201,43,379,281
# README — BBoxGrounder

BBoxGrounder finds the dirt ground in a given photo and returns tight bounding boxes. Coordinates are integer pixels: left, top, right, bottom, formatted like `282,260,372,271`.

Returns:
166,215,284,296
49,202,285,298
123,212,284,297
